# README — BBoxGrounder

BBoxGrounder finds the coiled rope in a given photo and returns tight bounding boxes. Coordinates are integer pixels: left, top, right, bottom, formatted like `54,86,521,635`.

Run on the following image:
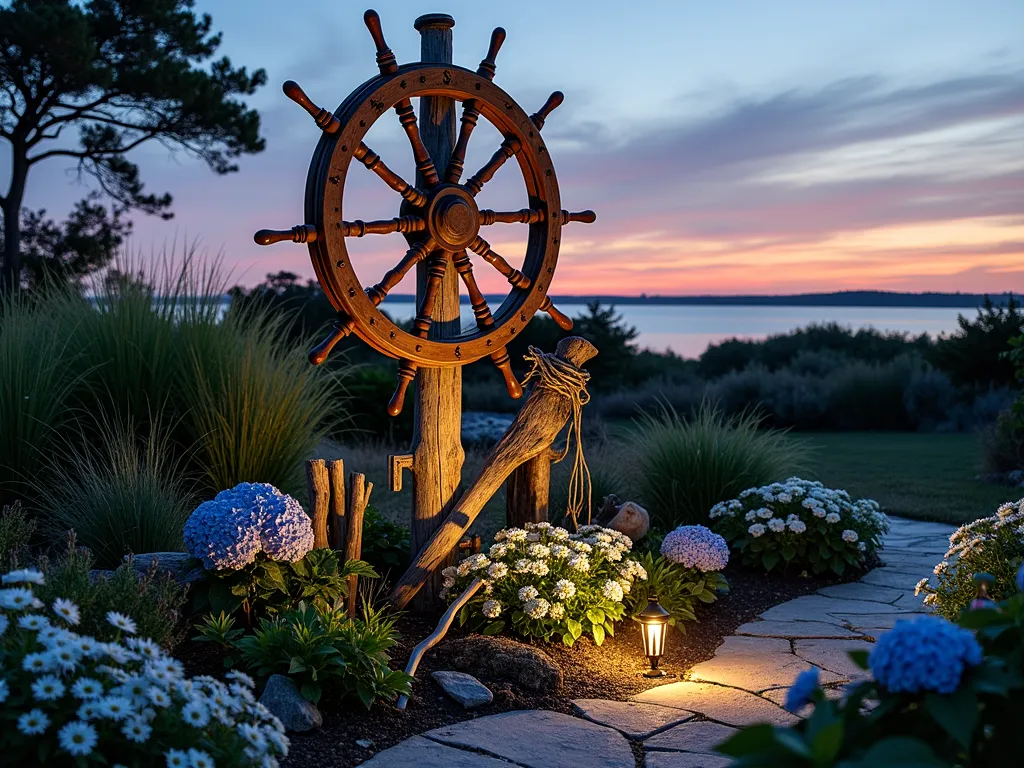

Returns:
521,346,592,528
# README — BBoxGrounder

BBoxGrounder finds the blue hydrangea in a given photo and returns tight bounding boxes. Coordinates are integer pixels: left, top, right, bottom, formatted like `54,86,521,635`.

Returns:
783,667,820,712
869,615,982,694
660,525,730,572
183,483,314,571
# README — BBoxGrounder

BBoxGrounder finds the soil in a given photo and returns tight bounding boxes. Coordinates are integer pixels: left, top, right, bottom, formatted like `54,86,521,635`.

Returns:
178,558,875,767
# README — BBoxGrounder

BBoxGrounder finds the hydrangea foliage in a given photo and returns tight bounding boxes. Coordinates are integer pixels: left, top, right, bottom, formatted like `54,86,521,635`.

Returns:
709,477,888,574
0,569,288,766
446,523,646,646
184,483,314,571
915,498,1024,620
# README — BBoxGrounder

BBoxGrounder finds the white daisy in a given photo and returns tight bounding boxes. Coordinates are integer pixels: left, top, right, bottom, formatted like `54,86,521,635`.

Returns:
2,568,44,585
122,717,152,744
58,721,98,756
18,708,50,735
106,611,137,634
52,598,81,625
31,674,65,701
165,749,190,767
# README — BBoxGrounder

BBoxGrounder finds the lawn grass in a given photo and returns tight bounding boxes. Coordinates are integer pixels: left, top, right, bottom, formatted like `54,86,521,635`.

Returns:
794,431,1019,525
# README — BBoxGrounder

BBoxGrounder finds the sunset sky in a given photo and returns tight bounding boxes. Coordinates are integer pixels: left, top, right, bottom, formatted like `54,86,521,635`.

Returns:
8,0,1024,295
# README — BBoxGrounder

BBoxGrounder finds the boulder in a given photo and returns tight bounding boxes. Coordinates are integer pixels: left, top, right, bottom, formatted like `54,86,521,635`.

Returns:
258,674,322,732
443,635,562,693
124,552,205,585
431,670,493,708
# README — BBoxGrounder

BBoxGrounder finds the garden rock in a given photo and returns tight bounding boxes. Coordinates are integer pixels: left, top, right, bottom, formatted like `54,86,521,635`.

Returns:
431,671,493,708
606,501,650,542
443,635,562,693
258,674,322,732
125,552,205,585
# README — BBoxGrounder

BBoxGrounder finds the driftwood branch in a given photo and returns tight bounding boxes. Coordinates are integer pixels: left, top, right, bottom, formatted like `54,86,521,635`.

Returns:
345,472,373,617
305,459,331,549
391,337,597,609
328,459,347,551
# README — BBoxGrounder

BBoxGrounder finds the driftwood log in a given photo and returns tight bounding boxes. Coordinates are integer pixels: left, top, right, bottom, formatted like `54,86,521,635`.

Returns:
345,472,373,617
328,459,347,550
306,459,331,549
391,336,598,609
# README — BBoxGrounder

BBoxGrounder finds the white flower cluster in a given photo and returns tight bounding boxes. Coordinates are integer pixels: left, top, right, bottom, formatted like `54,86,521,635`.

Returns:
710,478,888,570
0,570,288,766
443,522,645,642
916,498,1024,614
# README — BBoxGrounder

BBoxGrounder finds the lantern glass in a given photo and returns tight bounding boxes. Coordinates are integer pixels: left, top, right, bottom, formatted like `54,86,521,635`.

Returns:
637,595,670,677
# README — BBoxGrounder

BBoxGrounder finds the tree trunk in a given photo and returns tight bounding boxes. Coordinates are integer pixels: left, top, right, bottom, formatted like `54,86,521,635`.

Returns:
1,146,28,293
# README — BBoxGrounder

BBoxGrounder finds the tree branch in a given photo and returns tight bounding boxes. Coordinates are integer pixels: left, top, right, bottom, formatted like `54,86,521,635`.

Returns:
28,129,160,165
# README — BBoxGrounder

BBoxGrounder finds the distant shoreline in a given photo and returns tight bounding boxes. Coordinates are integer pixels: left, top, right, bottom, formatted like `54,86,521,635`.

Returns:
385,290,1017,309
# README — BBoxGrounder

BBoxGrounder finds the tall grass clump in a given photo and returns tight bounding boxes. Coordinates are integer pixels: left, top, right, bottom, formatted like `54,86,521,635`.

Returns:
0,292,83,505
33,414,196,569
178,302,340,497
630,401,808,530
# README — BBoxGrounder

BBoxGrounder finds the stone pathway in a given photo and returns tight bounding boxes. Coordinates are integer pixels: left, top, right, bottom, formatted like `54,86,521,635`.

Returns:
361,517,953,767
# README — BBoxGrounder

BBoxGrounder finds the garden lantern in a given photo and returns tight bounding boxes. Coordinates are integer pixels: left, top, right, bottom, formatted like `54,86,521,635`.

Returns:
637,595,671,677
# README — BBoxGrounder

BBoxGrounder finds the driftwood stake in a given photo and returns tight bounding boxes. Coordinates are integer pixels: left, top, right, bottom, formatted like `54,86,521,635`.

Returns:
345,472,372,618
328,459,347,551
305,459,330,549
390,337,597,609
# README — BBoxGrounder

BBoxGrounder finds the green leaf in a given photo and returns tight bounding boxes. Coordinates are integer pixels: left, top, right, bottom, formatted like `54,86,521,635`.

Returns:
810,720,844,763
762,551,780,572
561,632,575,647
567,618,583,639
856,736,948,767
587,608,605,626
300,682,322,704
924,688,978,750
604,620,615,637
458,605,471,627
482,621,505,636
716,724,783,757
591,623,605,646
782,545,796,561
260,561,289,593
848,649,870,670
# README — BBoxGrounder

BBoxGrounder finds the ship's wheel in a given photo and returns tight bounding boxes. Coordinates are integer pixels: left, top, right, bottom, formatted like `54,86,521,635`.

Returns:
254,10,595,415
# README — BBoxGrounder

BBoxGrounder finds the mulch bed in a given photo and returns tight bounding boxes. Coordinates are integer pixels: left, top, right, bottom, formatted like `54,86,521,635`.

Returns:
178,559,874,767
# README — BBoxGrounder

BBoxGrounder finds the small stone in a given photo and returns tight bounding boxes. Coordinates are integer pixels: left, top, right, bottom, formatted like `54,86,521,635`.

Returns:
443,635,562,693
356,739,374,749
258,674,322,732
432,671,493,709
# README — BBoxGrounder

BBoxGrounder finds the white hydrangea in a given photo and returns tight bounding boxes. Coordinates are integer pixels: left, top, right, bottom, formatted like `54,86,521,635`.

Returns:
825,513,841,524
518,585,539,603
767,518,786,533
748,523,766,538
841,529,859,543
553,579,577,600
549,603,566,621
524,598,550,619
481,600,502,618
601,580,624,602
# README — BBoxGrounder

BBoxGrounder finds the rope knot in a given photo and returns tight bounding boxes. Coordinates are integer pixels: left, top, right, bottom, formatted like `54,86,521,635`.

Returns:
521,346,592,528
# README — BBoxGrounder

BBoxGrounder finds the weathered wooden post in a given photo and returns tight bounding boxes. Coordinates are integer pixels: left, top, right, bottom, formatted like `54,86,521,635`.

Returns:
506,449,556,527
408,13,463,613
254,6,595,616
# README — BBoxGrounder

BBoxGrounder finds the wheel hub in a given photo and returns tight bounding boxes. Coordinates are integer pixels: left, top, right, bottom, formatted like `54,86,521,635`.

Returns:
427,185,480,250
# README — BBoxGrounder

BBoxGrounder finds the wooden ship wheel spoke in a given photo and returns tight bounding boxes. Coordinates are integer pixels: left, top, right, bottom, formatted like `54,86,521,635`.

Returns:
253,8,596,415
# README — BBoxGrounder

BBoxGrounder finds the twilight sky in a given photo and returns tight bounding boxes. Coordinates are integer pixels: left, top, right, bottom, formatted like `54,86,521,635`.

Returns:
8,0,1024,294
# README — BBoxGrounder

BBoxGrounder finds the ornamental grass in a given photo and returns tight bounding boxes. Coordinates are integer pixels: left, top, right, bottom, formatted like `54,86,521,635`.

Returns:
629,401,808,530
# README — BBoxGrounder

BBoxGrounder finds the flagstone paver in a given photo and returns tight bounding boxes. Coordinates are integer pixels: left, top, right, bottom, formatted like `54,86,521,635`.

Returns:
644,720,738,753
427,710,635,768
645,752,732,767
357,518,954,766
572,699,694,738
634,681,800,726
